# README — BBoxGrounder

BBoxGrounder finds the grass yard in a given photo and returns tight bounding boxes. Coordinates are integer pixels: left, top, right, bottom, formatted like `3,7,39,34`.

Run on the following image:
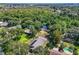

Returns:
19,34,29,44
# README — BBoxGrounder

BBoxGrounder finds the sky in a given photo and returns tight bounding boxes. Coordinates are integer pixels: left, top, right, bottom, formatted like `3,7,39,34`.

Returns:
0,0,79,3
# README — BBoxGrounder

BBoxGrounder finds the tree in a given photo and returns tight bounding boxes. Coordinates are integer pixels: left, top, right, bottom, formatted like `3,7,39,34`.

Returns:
31,46,49,55
53,30,62,46
2,40,30,55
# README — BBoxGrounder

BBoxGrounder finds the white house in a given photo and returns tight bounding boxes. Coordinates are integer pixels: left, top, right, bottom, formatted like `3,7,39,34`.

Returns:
0,22,8,27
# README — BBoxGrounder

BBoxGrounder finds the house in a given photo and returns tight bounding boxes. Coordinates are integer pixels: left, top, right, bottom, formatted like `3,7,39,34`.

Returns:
56,9,61,14
63,28,79,43
30,26,49,50
69,11,78,16
24,29,32,35
41,25,48,31
50,48,63,55
36,30,49,37
50,47,73,55
30,36,48,50
8,25,22,29
63,38,73,43
36,25,49,37
0,22,8,27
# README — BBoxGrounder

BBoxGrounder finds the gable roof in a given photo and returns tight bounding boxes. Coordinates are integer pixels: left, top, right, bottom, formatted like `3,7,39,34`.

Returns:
30,36,47,49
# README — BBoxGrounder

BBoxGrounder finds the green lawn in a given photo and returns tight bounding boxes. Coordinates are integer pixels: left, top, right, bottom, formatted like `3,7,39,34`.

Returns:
19,34,29,43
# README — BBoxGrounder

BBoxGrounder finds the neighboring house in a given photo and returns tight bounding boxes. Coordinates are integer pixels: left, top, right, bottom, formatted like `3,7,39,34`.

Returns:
36,25,49,37
63,28,79,43
36,30,49,37
50,48,63,55
50,47,73,55
24,29,32,35
63,38,73,43
0,22,8,27
8,25,22,29
56,9,61,14
30,36,48,49
41,25,48,31
69,11,78,16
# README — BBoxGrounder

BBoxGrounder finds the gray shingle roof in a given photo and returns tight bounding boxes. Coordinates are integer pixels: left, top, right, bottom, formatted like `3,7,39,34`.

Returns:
30,36,47,49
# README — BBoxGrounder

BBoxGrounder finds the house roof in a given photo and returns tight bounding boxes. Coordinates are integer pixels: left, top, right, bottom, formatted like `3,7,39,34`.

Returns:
8,25,22,29
24,29,32,34
50,48,73,55
50,50,62,55
30,36,47,49
36,30,49,37
0,22,8,26
41,25,48,31
63,38,72,42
